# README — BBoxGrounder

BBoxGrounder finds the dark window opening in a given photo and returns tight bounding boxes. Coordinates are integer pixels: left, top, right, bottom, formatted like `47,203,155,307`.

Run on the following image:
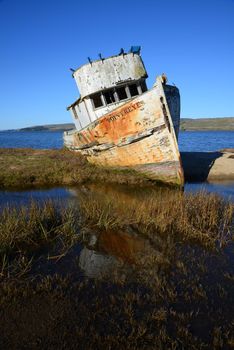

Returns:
140,81,147,93
92,93,103,108
103,90,115,104
116,86,127,100
129,84,139,97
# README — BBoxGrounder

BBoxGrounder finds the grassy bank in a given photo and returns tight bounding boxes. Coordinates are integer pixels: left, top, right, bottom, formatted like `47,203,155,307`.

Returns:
0,148,152,189
180,117,234,131
0,188,234,349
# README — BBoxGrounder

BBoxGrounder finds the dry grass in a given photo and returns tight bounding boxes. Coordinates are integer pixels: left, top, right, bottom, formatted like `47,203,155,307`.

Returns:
0,148,152,189
78,188,233,248
0,188,233,276
0,201,80,278
0,188,233,349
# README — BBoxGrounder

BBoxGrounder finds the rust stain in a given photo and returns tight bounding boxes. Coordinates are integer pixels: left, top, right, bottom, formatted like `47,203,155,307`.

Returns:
98,230,148,265
73,90,164,149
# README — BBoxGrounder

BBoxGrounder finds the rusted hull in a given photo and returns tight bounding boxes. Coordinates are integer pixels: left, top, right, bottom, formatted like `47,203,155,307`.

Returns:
64,80,184,186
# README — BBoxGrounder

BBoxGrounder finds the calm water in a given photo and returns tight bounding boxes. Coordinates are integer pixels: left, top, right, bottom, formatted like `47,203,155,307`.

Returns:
0,131,63,149
179,130,234,152
0,130,234,152
0,187,73,209
0,181,234,211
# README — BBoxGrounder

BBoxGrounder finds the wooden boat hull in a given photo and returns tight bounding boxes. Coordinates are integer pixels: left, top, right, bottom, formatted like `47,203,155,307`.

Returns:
64,79,184,186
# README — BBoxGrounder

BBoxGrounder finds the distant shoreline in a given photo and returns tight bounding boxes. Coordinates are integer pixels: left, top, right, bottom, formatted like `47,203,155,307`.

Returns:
1,117,234,132
180,117,234,131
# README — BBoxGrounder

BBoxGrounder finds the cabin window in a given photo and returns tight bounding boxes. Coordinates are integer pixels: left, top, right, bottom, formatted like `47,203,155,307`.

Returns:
129,84,139,97
116,86,128,101
92,93,103,108
91,81,145,110
140,81,147,93
103,90,116,105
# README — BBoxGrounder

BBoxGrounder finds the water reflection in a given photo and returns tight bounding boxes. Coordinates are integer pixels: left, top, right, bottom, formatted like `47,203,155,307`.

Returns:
74,184,178,279
0,181,233,348
0,182,233,281
79,248,117,278
68,182,232,282
79,228,160,278
185,180,234,200
0,187,77,209
0,180,233,211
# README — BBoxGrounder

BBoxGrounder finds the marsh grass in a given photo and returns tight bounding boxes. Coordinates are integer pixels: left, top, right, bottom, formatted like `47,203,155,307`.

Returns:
0,148,152,189
0,201,80,278
0,187,233,349
78,188,233,249
0,188,233,277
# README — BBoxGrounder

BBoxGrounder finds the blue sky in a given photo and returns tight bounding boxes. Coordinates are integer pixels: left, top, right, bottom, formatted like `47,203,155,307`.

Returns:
0,0,233,130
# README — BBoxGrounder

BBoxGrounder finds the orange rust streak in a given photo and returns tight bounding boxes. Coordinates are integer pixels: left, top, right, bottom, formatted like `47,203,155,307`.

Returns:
73,94,164,148
98,230,147,264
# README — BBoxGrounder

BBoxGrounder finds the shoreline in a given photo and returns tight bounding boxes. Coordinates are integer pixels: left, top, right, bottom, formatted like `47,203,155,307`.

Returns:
181,149,234,182
0,148,234,190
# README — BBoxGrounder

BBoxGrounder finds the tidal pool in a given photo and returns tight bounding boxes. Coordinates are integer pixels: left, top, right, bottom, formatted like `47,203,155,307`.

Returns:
0,183,233,348
0,180,233,209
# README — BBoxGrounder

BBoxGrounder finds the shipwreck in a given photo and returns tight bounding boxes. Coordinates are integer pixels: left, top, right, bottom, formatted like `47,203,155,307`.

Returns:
64,46,184,186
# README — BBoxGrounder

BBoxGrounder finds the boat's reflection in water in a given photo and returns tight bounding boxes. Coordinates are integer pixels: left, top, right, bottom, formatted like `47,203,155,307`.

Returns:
79,229,157,278
70,183,175,279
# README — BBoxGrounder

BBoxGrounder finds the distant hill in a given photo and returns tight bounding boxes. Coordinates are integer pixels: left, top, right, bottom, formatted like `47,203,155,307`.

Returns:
180,117,234,131
9,117,234,132
19,123,75,132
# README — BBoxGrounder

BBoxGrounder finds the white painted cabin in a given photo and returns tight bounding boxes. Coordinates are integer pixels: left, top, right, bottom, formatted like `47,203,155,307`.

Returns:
67,51,148,131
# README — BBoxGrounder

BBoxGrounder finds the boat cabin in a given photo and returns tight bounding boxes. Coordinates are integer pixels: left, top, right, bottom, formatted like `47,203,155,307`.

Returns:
67,48,148,131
